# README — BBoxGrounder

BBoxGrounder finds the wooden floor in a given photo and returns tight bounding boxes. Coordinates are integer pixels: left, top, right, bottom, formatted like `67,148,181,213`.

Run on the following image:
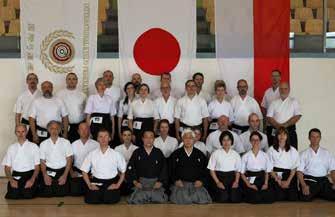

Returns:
0,178,334,217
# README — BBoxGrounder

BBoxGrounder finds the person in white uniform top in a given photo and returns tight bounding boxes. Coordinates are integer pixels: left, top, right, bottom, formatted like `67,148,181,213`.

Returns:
118,82,136,141
297,128,335,202
2,125,40,199
39,121,73,197
128,83,159,146
103,70,122,145
69,122,99,196
57,73,86,143
29,81,69,144
206,115,244,155
230,79,263,135
85,78,116,141
14,73,41,141
154,119,178,158
151,73,184,99
261,69,281,114
154,81,177,137
114,127,138,195
240,113,268,153
207,130,242,203
193,72,211,103
208,82,234,134
240,131,274,204
267,127,299,201
267,82,302,148
81,129,126,204
174,80,209,142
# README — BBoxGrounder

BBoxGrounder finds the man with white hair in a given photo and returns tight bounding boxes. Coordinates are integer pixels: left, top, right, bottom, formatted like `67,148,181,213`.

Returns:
169,128,212,204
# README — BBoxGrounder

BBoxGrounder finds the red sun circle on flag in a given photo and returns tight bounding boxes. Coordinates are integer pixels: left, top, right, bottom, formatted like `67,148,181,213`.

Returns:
133,28,181,76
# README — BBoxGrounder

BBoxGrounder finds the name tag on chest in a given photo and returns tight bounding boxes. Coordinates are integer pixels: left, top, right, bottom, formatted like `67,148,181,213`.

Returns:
37,129,48,138
276,172,283,179
122,119,129,127
91,117,103,124
133,121,142,130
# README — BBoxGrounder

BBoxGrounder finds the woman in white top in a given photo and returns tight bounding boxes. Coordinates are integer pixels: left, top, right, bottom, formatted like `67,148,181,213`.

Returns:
241,131,274,204
153,119,178,158
117,82,136,142
207,130,242,203
128,83,159,146
268,127,299,201
85,78,116,141
208,82,233,133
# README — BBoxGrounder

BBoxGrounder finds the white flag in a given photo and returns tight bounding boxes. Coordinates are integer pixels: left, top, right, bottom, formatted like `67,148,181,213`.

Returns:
20,0,98,93
118,0,196,92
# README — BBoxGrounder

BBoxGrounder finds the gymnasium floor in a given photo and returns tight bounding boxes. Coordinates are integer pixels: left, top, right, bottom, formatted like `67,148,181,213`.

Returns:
0,178,334,217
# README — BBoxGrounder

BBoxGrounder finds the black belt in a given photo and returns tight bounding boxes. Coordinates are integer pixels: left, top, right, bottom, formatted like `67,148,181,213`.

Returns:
245,170,265,177
12,170,34,177
180,122,202,129
73,167,82,174
216,171,235,177
273,167,291,173
91,113,111,120
304,174,328,183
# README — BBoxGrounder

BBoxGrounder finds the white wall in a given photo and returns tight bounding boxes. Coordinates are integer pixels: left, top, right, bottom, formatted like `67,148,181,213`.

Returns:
0,58,334,176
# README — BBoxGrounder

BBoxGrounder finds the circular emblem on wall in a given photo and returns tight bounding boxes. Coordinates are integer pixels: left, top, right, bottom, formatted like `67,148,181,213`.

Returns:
49,39,75,65
40,30,75,74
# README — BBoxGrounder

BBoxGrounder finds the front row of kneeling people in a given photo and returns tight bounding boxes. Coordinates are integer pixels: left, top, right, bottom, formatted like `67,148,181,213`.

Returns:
2,120,335,204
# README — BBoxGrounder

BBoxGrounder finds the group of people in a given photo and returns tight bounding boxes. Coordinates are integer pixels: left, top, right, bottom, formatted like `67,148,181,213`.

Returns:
2,69,335,204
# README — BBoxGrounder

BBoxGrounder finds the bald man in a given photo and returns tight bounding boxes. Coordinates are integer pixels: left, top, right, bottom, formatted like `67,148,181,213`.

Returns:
267,82,302,148
206,115,244,155
14,73,41,141
29,81,69,144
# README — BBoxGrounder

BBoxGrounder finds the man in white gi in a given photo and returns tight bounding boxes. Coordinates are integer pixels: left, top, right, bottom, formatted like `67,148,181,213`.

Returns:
2,124,40,199
297,128,335,201
267,82,302,148
175,80,209,142
230,79,263,135
69,122,99,196
57,73,86,142
39,121,73,197
29,81,69,144
14,73,41,141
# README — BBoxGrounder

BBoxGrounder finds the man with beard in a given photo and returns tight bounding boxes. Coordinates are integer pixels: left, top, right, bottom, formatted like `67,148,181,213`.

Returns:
29,81,69,144
230,79,263,135
14,73,41,141
57,73,86,142
131,73,142,94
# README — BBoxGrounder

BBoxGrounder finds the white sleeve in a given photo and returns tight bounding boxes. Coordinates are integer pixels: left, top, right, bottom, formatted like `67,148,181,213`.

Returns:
14,96,23,114
80,152,92,173
291,148,300,170
205,135,214,154
228,103,235,122
233,134,245,154
1,148,12,167
174,99,182,119
33,145,40,166
254,100,263,120
293,99,302,116
64,140,74,158
59,99,69,117
265,154,273,173
235,153,242,173
241,154,247,174
117,153,127,173
327,152,335,172
207,152,217,171
266,101,275,118
153,101,160,120
117,100,124,118
261,93,266,108
109,99,117,117
29,100,37,119
84,96,94,114
262,135,269,152
39,142,46,160
297,151,306,172
200,99,209,118
127,102,134,120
